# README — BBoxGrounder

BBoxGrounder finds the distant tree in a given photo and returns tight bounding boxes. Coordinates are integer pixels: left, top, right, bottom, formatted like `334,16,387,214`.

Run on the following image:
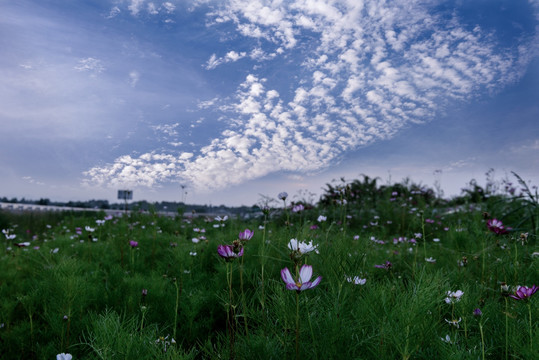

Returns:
37,198,50,205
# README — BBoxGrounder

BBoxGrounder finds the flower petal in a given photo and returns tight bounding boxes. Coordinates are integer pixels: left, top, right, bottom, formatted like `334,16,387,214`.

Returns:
299,265,313,283
281,267,295,285
286,283,299,290
310,276,322,288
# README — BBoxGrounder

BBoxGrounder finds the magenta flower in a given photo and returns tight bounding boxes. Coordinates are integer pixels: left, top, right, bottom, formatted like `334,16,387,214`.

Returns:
487,218,508,234
509,285,538,301
281,265,321,292
238,229,254,242
374,261,392,270
217,244,244,260
129,240,138,248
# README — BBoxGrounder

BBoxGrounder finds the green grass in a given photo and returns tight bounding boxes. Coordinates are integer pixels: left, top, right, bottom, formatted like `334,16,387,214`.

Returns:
0,186,537,359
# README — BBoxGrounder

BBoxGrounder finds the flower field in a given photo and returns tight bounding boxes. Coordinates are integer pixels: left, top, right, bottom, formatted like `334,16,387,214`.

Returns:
1,174,537,359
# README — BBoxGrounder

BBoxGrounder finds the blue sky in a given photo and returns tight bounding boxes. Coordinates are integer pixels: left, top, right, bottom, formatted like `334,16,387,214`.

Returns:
1,0,538,206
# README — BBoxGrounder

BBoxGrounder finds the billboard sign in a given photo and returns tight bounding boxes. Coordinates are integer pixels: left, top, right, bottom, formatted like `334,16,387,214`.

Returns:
118,190,133,200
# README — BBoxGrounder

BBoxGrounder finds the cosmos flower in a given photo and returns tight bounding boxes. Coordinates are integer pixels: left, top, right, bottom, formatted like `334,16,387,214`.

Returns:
473,308,483,317
440,335,452,343
278,192,288,201
445,318,462,328
292,204,304,213
281,265,322,292
85,226,95,232
317,215,327,222
238,229,254,242
425,257,437,263
56,354,72,360
374,261,392,270
288,238,318,254
217,244,244,260
346,276,367,285
129,240,138,248
486,218,508,234
445,290,464,304
509,285,538,301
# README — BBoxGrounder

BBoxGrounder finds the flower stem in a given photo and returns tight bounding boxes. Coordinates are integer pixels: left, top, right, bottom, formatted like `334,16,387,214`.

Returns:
240,256,249,337
505,297,509,360
479,320,485,360
226,262,235,359
295,291,300,360
260,214,267,309
528,302,533,350
173,278,180,341
421,213,427,260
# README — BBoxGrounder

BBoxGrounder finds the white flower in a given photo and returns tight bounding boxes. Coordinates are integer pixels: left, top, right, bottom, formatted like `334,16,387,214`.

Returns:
317,215,327,222
288,238,319,254
192,237,200,244
445,318,462,328
57,354,72,360
189,251,197,256
445,290,464,304
96,220,105,225
353,235,360,240
346,276,366,285
51,248,59,254
433,238,440,242
440,334,452,343
425,257,436,263
85,226,95,232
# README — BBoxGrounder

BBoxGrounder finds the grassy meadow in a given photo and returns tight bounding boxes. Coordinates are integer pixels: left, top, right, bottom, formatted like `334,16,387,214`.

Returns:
0,174,538,359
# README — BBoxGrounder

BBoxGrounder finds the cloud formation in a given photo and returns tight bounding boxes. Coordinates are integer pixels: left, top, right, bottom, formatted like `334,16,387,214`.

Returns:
85,0,537,191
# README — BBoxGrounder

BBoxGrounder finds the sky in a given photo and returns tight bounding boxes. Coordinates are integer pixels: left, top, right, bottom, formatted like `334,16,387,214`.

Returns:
1,0,538,207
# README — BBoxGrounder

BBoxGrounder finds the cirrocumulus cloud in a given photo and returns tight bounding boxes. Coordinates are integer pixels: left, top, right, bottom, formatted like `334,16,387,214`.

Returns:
84,0,538,191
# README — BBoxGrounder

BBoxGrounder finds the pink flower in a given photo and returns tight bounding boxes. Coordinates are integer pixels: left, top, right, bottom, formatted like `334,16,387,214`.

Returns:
281,265,322,292
509,285,538,301
487,218,508,234
217,245,244,260
129,240,138,248
238,229,254,242
374,261,392,270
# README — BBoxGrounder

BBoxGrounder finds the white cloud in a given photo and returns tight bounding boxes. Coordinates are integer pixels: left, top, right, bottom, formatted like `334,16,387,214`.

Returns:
205,51,247,69
128,0,145,16
74,58,105,75
106,6,121,19
129,71,140,87
85,0,538,192
162,2,176,13
148,3,159,15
